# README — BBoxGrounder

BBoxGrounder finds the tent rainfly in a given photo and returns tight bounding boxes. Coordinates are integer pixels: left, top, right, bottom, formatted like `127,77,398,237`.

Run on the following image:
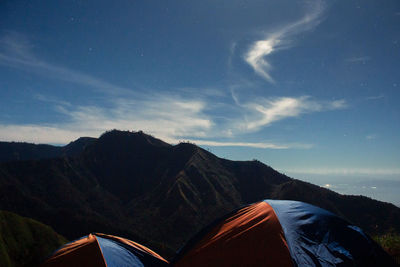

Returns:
42,200,397,267
42,233,169,267
173,200,397,267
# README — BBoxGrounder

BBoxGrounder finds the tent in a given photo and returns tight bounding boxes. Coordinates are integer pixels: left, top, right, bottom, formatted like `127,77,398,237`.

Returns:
173,199,396,267
42,233,169,267
41,200,397,266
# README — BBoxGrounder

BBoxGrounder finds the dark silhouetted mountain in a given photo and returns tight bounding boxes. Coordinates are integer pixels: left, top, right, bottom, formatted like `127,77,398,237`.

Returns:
62,137,97,157
0,137,96,162
0,142,61,162
0,130,399,259
0,210,66,267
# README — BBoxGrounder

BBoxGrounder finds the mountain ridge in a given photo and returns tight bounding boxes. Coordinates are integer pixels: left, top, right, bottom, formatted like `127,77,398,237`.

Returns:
0,130,399,258
0,136,96,163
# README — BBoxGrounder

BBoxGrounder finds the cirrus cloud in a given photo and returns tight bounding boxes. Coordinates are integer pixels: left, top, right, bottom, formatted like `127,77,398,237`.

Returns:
0,30,342,150
242,96,346,131
244,0,325,83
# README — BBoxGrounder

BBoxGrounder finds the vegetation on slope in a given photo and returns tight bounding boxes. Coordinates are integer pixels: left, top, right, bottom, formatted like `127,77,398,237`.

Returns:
0,210,67,267
0,130,399,260
374,232,400,262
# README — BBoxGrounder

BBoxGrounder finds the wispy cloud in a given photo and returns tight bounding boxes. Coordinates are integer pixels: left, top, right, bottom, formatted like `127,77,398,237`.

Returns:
0,94,316,149
242,96,346,131
0,124,86,144
345,56,371,63
34,94,72,107
0,32,216,144
227,42,237,69
366,94,384,100
0,31,132,95
0,122,315,150
58,95,213,140
0,31,330,150
366,134,377,140
186,139,313,149
244,0,324,82
285,168,400,176
244,36,284,83
0,95,213,144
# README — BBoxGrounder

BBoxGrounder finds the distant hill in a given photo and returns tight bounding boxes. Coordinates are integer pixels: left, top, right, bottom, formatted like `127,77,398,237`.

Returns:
0,137,96,162
0,210,66,267
0,130,399,258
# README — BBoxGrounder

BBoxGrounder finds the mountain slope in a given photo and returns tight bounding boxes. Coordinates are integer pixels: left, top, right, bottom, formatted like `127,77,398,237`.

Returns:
0,210,67,267
0,130,399,258
0,137,96,162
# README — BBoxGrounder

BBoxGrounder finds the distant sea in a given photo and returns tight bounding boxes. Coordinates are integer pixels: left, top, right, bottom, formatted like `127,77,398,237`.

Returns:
285,172,400,208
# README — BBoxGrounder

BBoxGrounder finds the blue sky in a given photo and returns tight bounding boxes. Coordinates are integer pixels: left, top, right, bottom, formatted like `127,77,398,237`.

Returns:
0,1,399,203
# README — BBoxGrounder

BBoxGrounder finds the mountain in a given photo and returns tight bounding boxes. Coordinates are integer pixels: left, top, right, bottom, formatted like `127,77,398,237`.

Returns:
0,210,66,267
60,137,97,157
0,130,399,258
0,137,96,162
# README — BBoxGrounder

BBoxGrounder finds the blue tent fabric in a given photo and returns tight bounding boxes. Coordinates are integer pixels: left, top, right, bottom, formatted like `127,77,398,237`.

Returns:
265,200,396,267
42,233,169,267
44,201,396,267
97,236,144,267
95,234,169,267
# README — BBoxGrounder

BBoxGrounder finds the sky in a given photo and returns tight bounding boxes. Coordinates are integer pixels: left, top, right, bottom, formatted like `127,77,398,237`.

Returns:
0,1,399,204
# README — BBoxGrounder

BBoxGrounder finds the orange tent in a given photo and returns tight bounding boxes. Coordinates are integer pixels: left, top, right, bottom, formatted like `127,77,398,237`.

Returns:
42,233,168,267
173,200,397,267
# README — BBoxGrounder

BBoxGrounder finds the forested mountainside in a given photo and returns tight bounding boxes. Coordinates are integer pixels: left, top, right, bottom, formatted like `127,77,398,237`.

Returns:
0,130,399,258
0,210,66,267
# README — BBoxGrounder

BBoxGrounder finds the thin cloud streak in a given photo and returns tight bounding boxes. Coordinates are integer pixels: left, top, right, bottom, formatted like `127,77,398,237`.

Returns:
0,31,338,150
44,95,344,145
366,94,384,100
366,134,377,140
346,56,371,63
0,94,315,149
0,53,131,95
0,123,312,149
243,96,346,131
244,0,324,82
0,124,91,144
285,168,400,176
0,96,213,144
60,96,213,139
0,32,132,95
185,139,313,149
